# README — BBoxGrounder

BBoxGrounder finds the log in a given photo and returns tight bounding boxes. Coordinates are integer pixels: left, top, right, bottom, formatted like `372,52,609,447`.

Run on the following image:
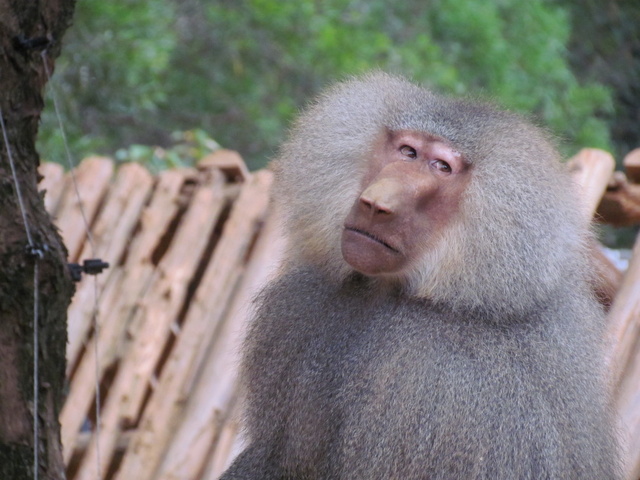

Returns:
598,171,640,226
567,148,615,220
54,156,114,261
154,180,285,480
617,335,640,479
60,168,194,465
588,239,624,310
609,230,640,381
73,168,227,480
113,169,273,480
66,162,154,371
201,403,244,480
38,161,66,215
567,149,622,308
613,230,640,478
198,149,249,183
624,148,640,184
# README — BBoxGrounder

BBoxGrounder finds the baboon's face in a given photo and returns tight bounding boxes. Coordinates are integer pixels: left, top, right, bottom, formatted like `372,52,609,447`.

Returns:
341,129,470,276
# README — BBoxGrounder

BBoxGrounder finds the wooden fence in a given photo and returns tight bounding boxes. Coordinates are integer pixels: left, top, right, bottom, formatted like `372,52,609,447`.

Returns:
39,147,640,479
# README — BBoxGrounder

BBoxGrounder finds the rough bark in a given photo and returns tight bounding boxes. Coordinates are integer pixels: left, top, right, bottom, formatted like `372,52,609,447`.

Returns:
0,1,76,479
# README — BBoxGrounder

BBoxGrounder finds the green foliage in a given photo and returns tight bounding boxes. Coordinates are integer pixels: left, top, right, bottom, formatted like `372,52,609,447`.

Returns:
114,129,220,174
562,0,640,161
387,0,613,152
39,0,177,162
39,0,617,170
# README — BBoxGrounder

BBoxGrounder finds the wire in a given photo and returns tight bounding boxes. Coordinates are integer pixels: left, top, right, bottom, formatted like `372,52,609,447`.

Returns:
0,110,34,246
41,50,103,478
40,50,96,255
0,107,41,480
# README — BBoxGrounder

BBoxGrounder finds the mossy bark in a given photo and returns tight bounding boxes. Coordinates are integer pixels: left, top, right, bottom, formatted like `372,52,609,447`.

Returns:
0,1,76,479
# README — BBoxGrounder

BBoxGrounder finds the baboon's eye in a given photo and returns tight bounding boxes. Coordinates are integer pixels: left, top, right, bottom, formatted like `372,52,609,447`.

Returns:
400,145,417,158
432,159,452,173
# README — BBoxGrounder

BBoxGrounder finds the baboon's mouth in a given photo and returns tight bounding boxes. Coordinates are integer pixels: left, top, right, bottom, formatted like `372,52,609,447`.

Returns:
344,226,400,254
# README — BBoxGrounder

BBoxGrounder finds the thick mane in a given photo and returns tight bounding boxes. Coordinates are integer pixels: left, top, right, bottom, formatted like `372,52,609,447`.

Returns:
272,72,592,314
223,72,620,480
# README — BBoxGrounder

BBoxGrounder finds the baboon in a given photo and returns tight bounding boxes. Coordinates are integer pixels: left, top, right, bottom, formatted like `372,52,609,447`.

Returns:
220,73,621,479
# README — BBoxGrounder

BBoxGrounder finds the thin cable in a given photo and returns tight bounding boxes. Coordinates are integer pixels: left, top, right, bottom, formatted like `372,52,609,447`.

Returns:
92,278,102,477
41,50,103,478
0,109,34,246
0,107,41,480
33,261,40,480
40,50,96,254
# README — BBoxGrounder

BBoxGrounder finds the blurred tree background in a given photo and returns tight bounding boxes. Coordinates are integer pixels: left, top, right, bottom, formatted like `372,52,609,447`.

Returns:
39,0,638,173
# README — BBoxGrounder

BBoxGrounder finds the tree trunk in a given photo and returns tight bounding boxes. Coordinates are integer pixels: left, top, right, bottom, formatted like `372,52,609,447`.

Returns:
0,1,76,479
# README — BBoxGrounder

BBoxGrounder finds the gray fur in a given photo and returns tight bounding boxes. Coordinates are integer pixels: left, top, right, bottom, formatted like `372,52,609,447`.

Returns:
220,73,621,479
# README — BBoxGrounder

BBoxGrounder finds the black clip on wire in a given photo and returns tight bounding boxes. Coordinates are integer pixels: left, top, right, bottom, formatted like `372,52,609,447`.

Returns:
68,259,110,283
